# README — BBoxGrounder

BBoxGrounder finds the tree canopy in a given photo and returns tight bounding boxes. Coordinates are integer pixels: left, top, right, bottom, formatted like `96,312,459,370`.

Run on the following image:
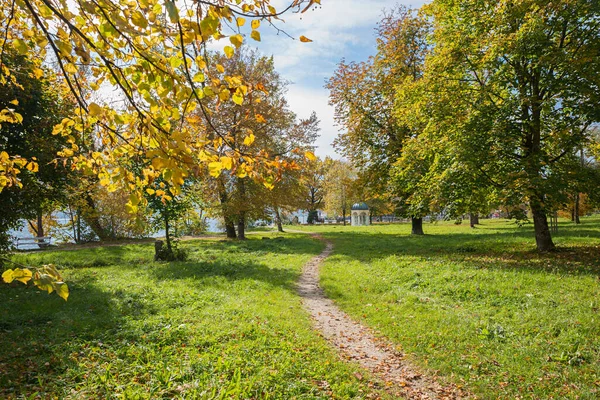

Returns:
0,0,321,207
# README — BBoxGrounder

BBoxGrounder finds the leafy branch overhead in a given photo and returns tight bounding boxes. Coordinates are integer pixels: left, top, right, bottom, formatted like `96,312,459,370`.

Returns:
0,0,320,206
2,263,69,300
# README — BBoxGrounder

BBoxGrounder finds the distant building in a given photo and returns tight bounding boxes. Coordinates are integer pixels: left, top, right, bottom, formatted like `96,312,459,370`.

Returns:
351,202,370,226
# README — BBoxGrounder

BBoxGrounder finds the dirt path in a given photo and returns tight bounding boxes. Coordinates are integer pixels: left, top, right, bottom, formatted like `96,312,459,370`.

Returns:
298,233,468,400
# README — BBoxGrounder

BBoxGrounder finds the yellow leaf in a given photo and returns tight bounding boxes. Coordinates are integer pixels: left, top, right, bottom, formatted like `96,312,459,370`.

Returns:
26,162,39,172
236,17,245,27
2,268,33,284
88,103,103,117
299,35,313,43
219,88,230,101
33,68,44,79
192,72,205,83
224,45,234,59
230,34,244,48
232,92,243,105
305,151,317,161
216,64,225,73
54,282,69,301
251,20,260,29
9,99,18,106
146,188,155,195
255,114,266,123
132,10,148,29
220,156,233,170
208,161,223,177
243,133,256,146
250,30,261,41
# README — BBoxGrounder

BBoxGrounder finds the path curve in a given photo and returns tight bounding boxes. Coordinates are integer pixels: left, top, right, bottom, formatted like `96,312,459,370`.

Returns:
297,233,468,399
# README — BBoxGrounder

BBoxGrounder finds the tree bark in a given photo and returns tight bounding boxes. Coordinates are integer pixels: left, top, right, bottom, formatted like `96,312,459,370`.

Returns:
237,213,246,240
218,178,237,239
82,195,112,240
411,217,424,235
225,220,237,239
469,213,480,228
574,192,581,224
274,207,284,232
36,211,44,238
165,215,172,252
530,200,555,252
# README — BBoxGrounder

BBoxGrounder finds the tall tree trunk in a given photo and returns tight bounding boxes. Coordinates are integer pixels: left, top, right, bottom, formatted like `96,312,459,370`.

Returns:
236,178,247,240
218,178,237,239
36,211,44,238
82,195,111,240
342,207,346,226
165,214,172,252
469,213,480,228
530,199,555,252
574,192,581,224
237,213,246,240
274,207,284,233
411,217,424,235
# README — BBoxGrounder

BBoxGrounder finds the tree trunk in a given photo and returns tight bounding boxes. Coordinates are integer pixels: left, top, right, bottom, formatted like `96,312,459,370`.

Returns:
165,215,172,252
237,213,246,240
274,207,284,233
76,208,82,243
225,220,237,239
36,211,44,238
574,192,581,224
469,213,480,228
218,179,237,239
342,208,346,226
411,217,424,235
82,195,111,240
530,200,555,252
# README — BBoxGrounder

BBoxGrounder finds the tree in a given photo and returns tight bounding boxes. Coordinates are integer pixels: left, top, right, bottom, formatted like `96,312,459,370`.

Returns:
0,0,321,204
0,52,76,252
323,159,359,225
198,48,318,239
420,0,600,251
326,6,430,234
303,157,326,224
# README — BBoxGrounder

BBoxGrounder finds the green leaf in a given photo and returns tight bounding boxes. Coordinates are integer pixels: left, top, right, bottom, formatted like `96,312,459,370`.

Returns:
13,39,28,55
165,0,179,23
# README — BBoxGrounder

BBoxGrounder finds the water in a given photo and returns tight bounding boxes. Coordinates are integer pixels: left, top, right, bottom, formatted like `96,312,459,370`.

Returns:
9,214,222,250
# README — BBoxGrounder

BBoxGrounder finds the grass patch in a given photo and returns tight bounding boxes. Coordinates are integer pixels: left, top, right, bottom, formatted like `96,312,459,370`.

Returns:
309,217,600,399
1,233,385,399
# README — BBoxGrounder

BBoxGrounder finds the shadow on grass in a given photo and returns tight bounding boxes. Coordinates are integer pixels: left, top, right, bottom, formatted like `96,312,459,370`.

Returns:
0,279,128,395
151,258,301,292
323,227,600,276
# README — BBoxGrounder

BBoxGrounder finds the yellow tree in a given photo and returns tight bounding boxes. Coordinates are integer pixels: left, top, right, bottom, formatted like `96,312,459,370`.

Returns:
0,0,321,205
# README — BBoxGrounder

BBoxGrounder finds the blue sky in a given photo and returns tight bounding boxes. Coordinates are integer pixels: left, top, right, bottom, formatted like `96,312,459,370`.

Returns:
248,0,428,158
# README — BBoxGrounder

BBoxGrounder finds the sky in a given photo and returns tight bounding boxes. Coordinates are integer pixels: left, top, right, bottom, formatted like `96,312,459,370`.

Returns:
244,0,428,158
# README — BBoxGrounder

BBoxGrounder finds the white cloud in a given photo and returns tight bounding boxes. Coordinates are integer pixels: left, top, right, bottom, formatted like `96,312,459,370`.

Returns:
207,1,428,159
285,85,339,158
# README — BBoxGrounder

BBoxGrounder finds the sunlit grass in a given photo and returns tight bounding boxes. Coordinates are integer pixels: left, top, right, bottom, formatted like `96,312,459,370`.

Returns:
313,217,600,399
1,233,384,399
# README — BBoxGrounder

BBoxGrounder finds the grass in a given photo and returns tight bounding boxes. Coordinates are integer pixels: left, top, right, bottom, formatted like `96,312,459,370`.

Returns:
300,217,600,399
0,233,385,399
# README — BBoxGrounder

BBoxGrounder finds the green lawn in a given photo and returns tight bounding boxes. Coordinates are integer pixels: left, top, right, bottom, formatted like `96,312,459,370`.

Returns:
302,217,600,399
0,233,382,399
3,218,600,399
